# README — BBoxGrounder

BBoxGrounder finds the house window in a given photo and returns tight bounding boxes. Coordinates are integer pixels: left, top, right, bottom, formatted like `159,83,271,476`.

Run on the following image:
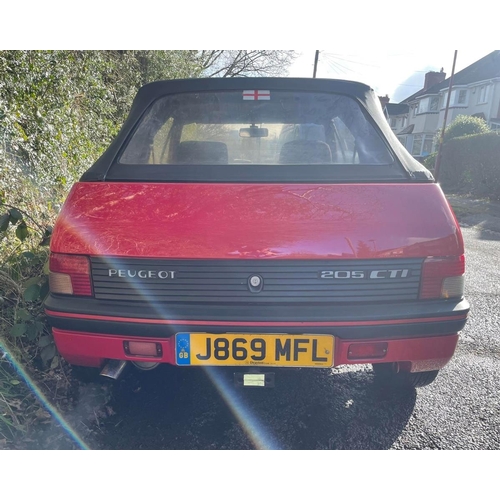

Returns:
441,89,468,108
410,134,434,157
422,136,434,157
412,135,423,156
417,97,431,114
413,103,419,116
417,98,428,114
391,118,397,128
416,96,439,114
478,85,489,104
401,116,406,128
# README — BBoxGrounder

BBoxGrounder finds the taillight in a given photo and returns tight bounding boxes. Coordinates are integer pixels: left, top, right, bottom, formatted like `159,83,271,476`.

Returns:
347,342,388,360
420,255,465,300
49,253,92,296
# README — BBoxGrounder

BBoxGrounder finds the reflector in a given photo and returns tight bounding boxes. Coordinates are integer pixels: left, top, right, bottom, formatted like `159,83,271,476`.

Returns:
124,341,162,357
347,342,388,360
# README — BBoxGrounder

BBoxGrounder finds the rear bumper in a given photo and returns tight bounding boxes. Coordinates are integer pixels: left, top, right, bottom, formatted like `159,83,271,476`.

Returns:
52,327,459,373
45,295,468,371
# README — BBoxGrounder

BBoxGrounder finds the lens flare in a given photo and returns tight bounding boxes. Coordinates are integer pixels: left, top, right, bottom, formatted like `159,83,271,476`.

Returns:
0,341,89,450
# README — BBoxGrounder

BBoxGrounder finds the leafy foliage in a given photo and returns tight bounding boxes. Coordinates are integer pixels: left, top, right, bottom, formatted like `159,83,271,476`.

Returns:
438,132,500,200
423,152,437,171
442,115,491,143
0,51,205,192
0,238,51,355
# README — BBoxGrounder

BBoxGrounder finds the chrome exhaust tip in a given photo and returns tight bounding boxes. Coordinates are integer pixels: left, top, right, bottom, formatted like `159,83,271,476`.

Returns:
100,359,128,380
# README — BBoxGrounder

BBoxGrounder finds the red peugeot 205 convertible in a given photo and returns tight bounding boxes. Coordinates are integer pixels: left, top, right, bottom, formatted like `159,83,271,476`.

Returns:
44,78,469,389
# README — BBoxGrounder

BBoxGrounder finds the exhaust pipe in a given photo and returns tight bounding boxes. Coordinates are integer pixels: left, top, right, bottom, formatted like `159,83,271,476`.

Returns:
100,359,128,380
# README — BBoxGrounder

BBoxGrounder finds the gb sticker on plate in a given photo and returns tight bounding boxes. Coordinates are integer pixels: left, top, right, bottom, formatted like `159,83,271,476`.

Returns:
176,333,191,365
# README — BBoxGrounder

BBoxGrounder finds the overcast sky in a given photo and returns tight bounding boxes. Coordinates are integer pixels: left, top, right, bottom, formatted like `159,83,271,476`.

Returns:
289,49,494,103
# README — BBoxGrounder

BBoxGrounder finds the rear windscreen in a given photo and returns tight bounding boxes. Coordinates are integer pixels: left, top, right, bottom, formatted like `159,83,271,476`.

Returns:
119,91,394,167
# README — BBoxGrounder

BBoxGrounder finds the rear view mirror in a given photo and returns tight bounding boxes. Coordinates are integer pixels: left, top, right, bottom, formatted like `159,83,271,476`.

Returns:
239,126,269,138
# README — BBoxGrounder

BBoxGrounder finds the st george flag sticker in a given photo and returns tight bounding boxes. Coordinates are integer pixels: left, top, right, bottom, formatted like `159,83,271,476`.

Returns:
243,90,271,101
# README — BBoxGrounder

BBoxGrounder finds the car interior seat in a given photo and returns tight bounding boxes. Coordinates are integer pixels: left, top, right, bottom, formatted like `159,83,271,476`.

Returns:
176,141,229,164
279,140,333,164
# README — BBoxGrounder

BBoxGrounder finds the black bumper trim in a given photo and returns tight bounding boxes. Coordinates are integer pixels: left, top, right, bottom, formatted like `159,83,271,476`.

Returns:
44,294,470,324
46,316,467,341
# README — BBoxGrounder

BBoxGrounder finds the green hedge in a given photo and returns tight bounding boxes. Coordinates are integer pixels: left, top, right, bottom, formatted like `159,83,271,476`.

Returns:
423,152,437,172
443,115,490,143
437,133,500,200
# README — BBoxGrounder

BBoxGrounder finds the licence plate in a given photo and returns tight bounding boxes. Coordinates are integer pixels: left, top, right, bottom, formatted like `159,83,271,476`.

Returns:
175,333,334,367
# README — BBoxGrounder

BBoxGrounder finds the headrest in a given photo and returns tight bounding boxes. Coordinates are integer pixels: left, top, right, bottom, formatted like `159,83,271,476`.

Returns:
176,141,228,164
279,140,332,164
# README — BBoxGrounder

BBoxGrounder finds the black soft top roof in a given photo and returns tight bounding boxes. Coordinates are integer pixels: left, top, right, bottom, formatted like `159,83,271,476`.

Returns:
81,77,433,182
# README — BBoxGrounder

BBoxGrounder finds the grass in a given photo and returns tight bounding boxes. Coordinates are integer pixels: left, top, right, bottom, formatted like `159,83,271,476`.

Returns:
0,355,31,444
0,172,74,448
0,341,91,449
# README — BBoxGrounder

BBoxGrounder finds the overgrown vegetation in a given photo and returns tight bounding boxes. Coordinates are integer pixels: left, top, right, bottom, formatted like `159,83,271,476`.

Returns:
442,115,491,143
0,50,295,447
423,115,500,200
424,115,500,199
436,133,500,200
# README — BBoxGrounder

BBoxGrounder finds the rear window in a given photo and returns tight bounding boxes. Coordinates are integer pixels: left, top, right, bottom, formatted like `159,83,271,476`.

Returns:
119,91,394,166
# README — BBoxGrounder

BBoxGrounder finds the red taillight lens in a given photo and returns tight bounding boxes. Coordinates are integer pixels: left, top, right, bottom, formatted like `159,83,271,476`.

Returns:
420,255,465,300
49,253,92,296
347,342,388,360
124,341,162,358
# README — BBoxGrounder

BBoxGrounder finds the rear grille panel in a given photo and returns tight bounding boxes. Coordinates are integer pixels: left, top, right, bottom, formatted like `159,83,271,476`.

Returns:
91,258,423,304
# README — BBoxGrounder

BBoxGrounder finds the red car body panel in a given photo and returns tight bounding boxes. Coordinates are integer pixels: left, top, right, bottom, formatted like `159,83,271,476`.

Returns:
51,182,463,259
52,327,459,374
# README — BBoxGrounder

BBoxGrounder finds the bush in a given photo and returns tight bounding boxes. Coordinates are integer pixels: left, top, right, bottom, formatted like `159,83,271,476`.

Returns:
438,133,500,199
423,152,437,172
443,115,490,143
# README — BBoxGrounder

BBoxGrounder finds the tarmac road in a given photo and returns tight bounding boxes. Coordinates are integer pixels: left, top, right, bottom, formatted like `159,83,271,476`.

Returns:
56,225,500,450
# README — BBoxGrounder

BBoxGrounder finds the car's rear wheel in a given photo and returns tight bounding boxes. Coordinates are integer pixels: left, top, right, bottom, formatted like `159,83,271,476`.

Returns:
372,362,439,389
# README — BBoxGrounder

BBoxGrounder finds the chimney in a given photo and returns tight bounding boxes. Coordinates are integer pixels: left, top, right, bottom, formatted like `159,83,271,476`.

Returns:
379,95,390,108
424,69,446,91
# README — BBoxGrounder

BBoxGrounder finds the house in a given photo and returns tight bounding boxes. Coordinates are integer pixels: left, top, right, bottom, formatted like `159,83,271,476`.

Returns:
384,102,410,137
382,50,500,159
397,69,446,158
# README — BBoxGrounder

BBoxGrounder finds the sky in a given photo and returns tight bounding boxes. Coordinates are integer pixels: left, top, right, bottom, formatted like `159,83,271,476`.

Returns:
288,49,494,103
0,1,494,107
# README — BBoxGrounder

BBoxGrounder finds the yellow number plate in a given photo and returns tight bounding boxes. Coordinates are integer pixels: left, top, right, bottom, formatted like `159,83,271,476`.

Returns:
175,333,334,367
